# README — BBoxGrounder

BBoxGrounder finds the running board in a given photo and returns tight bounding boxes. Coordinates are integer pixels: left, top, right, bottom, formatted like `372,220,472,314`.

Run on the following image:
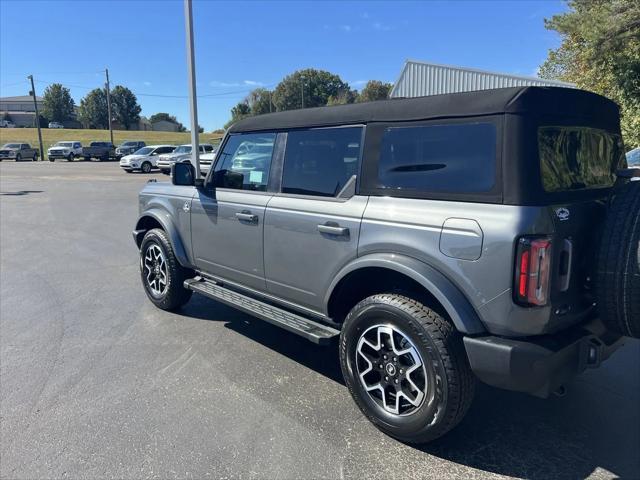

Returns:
184,277,340,345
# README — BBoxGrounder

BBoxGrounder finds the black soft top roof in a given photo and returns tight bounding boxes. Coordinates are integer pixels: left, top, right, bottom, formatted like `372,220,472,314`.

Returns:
229,86,620,133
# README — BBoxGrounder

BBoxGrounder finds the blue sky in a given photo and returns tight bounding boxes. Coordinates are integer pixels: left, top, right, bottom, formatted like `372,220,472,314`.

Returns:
0,0,567,130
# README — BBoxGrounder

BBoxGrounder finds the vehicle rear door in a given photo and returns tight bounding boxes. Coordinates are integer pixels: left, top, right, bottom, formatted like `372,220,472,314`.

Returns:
190,132,278,291
263,126,366,312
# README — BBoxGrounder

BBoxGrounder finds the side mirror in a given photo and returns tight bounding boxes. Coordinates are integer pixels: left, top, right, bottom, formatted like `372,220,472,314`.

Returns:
172,162,195,186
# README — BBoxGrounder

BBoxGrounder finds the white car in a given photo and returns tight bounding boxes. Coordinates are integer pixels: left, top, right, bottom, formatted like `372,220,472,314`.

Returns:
48,141,83,162
199,150,218,175
120,145,176,173
157,144,215,174
48,121,64,129
0,120,16,128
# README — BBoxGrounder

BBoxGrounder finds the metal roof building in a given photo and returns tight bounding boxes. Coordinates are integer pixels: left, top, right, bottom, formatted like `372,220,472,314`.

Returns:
390,59,574,98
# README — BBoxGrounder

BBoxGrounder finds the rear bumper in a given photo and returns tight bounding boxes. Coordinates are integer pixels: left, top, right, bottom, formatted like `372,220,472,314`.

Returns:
464,318,625,398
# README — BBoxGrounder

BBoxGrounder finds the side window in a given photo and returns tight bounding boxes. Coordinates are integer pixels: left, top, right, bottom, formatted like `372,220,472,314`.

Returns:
204,145,214,152
281,127,362,197
213,133,276,192
377,122,496,193
22,144,28,149
74,143,81,149
157,147,173,154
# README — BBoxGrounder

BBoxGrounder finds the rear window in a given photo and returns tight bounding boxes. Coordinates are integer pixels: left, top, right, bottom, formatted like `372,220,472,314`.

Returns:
538,127,625,192
377,122,497,193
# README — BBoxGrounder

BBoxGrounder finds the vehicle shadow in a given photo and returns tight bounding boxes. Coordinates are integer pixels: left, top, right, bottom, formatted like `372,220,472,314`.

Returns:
0,190,44,196
179,295,639,480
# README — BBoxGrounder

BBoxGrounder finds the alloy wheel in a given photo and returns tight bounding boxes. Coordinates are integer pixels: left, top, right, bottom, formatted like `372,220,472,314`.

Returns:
356,324,427,416
143,244,168,296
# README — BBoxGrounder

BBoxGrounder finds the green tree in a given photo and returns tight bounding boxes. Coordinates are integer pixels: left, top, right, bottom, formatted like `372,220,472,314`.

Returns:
111,85,141,130
272,69,350,111
41,83,75,122
224,102,251,129
539,0,640,148
327,87,358,106
78,88,108,129
357,80,393,103
246,88,274,115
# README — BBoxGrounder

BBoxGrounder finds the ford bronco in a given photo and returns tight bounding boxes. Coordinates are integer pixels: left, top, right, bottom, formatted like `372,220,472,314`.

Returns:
133,87,639,443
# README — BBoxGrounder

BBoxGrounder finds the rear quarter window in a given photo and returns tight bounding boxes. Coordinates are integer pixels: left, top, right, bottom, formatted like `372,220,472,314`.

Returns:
538,126,625,192
377,122,497,193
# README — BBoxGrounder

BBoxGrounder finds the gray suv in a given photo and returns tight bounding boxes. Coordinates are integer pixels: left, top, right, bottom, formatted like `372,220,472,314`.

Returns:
133,87,639,443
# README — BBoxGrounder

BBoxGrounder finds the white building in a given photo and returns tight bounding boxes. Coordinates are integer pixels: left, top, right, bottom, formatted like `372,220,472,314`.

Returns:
390,59,574,98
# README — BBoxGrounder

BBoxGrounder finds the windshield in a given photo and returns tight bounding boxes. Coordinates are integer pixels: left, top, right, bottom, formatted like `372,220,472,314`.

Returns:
538,126,626,192
174,145,191,154
3,144,20,148
627,148,640,167
55,142,73,147
133,147,154,155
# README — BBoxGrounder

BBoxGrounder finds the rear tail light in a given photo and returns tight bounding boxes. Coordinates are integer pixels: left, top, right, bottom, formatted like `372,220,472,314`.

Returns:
514,237,552,306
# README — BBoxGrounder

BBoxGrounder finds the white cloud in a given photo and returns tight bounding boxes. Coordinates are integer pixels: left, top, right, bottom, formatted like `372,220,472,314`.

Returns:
143,81,152,86
350,80,368,87
372,22,393,32
209,80,264,88
361,12,370,19
339,24,352,33
243,80,264,86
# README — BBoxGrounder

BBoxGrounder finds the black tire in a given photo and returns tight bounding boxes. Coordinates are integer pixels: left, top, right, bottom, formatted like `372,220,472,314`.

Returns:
596,181,640,338
141,161,152,174
68,153,74,162
140,228,193,311
49,158,54,162
340,294,475,444
15,153,21,162
33,152,38,161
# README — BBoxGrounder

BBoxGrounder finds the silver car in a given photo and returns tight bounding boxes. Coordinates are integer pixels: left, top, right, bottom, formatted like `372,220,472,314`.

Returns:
132,87,638,444
157,144,215,174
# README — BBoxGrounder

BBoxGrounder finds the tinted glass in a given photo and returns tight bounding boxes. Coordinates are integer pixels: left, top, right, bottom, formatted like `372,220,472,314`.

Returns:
203,145,214,152
627,148,640,167
214,133,275,191
282,127,362,197
378,123,496,193
538,127,625,192
135,147,153,155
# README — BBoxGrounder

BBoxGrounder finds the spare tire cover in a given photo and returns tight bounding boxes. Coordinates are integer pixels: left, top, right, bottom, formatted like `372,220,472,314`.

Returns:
596,181,640,338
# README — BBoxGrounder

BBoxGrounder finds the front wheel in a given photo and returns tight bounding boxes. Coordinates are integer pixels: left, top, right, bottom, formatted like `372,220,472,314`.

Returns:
140,229,193,310
68,153,74,162
141,161,152,173
340,294,475,444
15,153,21,162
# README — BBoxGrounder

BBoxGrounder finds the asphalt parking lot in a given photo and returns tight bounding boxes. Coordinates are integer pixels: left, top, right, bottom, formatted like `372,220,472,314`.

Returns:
1,161,639,480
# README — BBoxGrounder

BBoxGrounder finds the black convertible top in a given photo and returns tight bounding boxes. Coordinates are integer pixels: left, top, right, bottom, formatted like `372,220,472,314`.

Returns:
228,86,619,133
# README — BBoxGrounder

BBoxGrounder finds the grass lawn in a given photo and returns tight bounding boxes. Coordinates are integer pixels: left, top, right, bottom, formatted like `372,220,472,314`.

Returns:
0,128,223,150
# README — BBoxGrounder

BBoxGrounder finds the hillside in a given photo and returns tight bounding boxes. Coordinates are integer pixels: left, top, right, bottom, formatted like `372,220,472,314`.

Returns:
0,128,223,150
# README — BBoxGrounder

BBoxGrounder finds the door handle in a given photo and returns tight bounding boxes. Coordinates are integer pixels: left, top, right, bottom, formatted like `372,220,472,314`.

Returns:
317,223,349,236
235,211,258,223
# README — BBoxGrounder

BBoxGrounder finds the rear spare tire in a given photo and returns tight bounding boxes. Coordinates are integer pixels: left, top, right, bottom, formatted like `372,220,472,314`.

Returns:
596,181,640,338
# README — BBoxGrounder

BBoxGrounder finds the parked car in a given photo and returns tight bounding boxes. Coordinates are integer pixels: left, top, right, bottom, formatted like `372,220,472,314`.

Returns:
132,87,639,444
116,141,146,159
199,148,218,175
47,141,83,162
0,143,38,161
0,119,16,128
48,121,64,129
157,144,215,174
120,145,175,173
82,142,115,161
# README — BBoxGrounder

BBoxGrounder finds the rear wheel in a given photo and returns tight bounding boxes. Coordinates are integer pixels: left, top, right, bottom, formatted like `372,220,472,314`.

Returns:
340,294,475,444
141,161,152,173
596,181,640,338
140,229,193,310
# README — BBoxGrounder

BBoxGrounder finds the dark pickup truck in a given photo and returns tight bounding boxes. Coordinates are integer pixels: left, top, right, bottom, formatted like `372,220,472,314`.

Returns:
82,142,116,161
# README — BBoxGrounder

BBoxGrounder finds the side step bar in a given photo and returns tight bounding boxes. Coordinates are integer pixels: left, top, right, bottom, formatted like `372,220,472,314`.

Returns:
184,277,340,345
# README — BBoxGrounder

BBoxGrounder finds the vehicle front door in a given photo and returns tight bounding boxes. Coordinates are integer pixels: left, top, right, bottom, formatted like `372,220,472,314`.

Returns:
190,132,277,291
263,126,366,312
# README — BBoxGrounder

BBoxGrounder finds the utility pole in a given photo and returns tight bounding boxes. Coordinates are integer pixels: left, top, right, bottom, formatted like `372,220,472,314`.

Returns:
105,68,114,145
184,0,200,178
27,75,44,161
